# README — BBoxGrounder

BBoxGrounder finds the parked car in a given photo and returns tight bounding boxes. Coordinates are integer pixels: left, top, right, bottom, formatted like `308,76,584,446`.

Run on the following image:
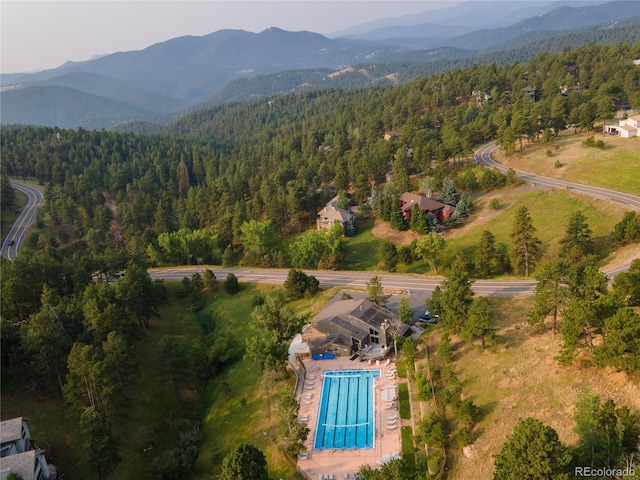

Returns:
417,312,438,325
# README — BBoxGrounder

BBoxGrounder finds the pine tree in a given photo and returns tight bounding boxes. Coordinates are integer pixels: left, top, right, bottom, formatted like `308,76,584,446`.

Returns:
560,211,594,263
389,197,407,230
510,206,541,277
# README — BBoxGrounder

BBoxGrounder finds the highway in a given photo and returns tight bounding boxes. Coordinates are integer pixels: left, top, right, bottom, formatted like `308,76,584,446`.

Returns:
4,142,639,296
1,181,44,261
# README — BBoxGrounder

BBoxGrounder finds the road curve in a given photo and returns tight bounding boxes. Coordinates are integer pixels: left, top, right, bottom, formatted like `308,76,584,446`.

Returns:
1,181,44,261
5,141,638,296
475,142,640,212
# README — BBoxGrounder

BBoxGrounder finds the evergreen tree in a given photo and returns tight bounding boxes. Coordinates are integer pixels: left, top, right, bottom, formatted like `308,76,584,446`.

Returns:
380,242,399,272
219,443,269,480
494,418,572,480
510,206,541,277
560,211,594,263
389,197,407,230
594,308,640,371
474,230,498,278
409,204,428,235
528,259,571,335
440,178,460,206
366,275,390,306
463,296,496,349
439,260,474,334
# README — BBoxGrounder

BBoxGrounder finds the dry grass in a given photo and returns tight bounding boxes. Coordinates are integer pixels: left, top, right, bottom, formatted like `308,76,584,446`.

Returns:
418,296,640,480
495,129,640,195
370,219,422,245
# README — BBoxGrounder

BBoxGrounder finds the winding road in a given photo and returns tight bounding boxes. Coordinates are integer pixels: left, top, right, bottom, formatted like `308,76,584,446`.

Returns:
1,181,44,261
5,143,639,295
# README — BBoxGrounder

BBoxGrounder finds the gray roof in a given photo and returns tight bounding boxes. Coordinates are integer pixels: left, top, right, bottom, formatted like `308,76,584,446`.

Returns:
0,417,23,444
0,450,36,480
308,298,402,353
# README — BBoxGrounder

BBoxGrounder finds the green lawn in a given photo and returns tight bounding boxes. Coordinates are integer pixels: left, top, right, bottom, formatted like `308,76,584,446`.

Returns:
399,383,411,419
344,221,383,270
445,189,629,270
401,426,416,468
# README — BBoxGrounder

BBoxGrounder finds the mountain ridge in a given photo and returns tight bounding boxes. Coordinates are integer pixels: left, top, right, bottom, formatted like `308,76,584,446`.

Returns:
2,0,637,129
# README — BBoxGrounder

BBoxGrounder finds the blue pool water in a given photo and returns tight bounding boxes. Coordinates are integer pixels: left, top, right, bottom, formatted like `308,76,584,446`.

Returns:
314,370,381,449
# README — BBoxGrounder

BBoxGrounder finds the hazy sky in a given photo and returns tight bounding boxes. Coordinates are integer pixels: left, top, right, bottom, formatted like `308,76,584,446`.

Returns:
1,1,466,74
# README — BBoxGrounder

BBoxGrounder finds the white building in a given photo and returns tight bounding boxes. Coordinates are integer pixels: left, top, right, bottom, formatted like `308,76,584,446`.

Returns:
604,114,640,138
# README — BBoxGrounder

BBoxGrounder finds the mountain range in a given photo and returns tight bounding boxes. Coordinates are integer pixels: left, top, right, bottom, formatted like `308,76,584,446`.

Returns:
1,0,639,130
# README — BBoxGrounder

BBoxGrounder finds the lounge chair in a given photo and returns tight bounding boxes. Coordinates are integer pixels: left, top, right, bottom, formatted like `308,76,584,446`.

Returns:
386,424,397,429
387,415,397,420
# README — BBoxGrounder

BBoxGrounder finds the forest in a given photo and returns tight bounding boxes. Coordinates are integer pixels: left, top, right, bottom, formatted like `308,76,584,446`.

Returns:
1,42,640,479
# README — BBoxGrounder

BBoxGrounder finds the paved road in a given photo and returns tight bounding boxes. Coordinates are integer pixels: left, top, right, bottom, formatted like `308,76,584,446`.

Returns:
148,267,537,296
5,142,639,295
475,142,640,212
1,181,44,261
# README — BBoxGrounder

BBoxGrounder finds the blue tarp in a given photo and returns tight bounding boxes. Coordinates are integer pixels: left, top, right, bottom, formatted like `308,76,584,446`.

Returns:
312,353,336,360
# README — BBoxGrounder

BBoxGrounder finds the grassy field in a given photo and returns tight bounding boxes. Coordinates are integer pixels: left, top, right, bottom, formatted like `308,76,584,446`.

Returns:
344,220,383,270
417,296,640,480
496,130,640,195
443,188,629,269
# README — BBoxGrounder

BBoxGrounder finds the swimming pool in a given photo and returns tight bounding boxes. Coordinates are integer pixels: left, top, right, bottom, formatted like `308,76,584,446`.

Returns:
314,370,381,449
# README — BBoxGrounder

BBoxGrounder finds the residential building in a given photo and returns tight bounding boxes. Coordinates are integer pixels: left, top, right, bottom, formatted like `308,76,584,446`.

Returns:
604,114,640,138
0,418,53,480
398,192,454,223
316,196,354,231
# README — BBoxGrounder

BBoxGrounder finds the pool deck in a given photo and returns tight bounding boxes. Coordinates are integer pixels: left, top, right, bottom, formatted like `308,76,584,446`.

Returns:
297,356,402,479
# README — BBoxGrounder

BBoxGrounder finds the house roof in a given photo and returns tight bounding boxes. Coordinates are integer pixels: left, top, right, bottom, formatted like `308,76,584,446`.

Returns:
314,298,401,335
0,417,24,444
443,204,456,213
317,204,351,223
628,114,640,121
620,125,637,131
398,192,445,212
0,450,36,480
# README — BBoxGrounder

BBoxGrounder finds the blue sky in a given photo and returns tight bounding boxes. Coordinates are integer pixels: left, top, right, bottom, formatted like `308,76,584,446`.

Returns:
1,1,461,74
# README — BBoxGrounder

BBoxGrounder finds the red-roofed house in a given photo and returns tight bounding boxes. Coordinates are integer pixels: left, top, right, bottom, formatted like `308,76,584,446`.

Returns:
398,192,454,223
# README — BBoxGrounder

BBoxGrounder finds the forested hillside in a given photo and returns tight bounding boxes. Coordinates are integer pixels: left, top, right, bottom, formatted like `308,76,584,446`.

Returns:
2,41,640,480
2,43,639,265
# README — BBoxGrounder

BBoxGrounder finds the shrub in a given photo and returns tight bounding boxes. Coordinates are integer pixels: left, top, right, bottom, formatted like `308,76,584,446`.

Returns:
546,149,553,157
456,427,473,447
489,198,500,210
554,160,563,168
223,273,239,295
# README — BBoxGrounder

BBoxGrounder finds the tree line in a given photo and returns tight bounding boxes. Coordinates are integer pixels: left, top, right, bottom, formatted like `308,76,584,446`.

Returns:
1,43,639,269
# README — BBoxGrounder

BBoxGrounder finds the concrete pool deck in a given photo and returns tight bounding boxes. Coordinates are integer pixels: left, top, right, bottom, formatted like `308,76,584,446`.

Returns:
297,356,402,479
